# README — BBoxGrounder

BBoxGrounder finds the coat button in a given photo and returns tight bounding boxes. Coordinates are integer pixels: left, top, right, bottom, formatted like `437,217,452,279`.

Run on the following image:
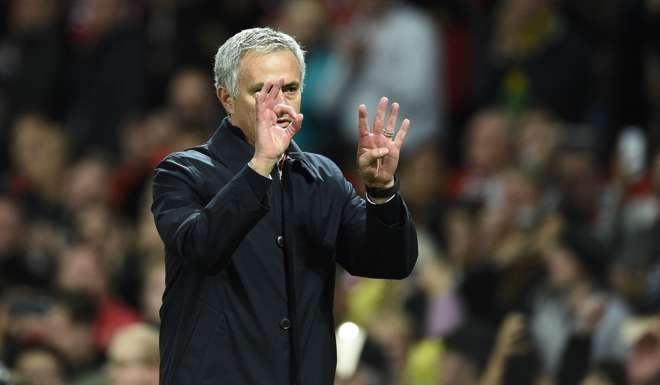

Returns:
280,317,291,330
276,235,285,248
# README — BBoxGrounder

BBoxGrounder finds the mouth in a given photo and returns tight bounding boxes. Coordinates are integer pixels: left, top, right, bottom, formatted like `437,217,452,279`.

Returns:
277,117,292,128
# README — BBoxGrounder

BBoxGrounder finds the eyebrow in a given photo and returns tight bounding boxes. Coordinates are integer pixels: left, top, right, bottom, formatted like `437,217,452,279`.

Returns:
249,81,300,93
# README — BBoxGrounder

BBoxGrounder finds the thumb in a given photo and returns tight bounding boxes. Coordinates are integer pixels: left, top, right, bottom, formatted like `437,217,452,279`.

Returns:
358,147,389,168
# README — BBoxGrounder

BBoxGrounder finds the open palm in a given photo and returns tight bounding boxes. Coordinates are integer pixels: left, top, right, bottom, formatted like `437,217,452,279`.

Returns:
357,97,410,188
254,78,303,162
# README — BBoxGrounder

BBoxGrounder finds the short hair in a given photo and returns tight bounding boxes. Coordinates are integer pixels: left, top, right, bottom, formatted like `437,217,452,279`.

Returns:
213,27,306,97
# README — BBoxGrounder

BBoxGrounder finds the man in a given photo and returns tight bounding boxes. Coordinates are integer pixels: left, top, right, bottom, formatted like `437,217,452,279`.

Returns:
151,27,418,385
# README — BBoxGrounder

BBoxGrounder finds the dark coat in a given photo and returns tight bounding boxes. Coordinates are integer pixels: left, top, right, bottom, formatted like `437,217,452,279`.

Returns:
151,118,418,385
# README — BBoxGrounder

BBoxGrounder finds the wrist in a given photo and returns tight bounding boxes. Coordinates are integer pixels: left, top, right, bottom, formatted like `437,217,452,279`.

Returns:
366,179,395,189
248,156,277,177
365,174,399,201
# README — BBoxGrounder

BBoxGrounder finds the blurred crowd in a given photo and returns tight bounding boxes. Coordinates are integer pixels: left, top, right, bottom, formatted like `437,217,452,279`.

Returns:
1,0,660,385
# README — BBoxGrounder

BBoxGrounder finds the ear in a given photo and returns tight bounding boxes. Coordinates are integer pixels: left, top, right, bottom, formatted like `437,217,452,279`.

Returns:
217,87,234,116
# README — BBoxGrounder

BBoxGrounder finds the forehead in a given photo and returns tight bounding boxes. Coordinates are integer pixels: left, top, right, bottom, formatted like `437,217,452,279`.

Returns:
237,49,301,86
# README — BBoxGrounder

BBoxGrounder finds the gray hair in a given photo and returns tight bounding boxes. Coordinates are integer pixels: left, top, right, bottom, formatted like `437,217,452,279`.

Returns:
213,27,306,97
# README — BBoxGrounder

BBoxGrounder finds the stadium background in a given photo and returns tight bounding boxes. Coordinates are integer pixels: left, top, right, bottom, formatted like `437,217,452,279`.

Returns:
1,0,660,384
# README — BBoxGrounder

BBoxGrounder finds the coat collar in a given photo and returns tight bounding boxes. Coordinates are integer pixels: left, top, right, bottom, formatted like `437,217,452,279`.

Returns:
208,117,322,181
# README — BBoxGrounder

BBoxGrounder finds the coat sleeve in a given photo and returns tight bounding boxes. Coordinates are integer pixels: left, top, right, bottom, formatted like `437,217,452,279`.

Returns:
151,155,272,273
335,176,418,279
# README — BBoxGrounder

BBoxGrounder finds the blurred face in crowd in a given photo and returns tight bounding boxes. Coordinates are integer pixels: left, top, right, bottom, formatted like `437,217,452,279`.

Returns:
107,325,159,385
11,115,68,190
466,110,512,175
0,198,23,256
15,349,66,385
73,204,127,268
46,304,96,366
56,244,108,297
218,49,302,144
65,158,110,212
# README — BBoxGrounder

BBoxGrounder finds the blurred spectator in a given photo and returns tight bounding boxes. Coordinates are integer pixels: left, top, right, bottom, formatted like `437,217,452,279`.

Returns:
472,0,592,121
167,68,219,133
1,2,660,385
0,196,44,290
400,144,449,238
553,131,604,228
9,114,70,218
441,321,494,385
531,228,630,374
55,244,140,352
0,0,65,172
45,292,104,385
106,323,159,385
64,155,112,213
331,0,443,151
0,290,52,368
276,0,337,152
65,0,144,154
13,345,67,385
480,312,549,385
451,108,513,205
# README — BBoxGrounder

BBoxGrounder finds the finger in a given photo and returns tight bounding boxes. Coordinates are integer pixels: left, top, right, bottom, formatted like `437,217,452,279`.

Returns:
394,118,410,147
384,102,399,139
268,78,283,101
372,97,388,136
255,91,263,108
357,147,389,169
358,104,369,138
263,80,277,103
288,113,304,136
261,80,273,96
255,91,265,119
273,104,299,120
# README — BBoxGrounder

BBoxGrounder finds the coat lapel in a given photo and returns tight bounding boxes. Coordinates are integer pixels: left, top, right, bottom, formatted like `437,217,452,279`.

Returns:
208,117,322,182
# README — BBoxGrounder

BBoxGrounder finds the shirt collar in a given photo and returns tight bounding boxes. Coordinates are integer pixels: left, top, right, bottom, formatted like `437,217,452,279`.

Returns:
208,117,322,181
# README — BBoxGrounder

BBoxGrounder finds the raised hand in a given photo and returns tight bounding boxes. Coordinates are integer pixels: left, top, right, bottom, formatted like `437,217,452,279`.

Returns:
357,97,410,188
250,78,304,176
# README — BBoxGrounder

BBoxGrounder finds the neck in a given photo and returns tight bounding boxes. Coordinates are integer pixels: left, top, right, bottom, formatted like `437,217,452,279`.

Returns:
227,117,255,147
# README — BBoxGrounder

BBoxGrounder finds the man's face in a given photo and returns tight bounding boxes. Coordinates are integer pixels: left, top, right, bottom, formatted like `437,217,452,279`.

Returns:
220,49,302,143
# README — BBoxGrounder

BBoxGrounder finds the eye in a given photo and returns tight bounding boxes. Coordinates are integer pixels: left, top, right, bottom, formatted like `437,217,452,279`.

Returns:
283,85,299,94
